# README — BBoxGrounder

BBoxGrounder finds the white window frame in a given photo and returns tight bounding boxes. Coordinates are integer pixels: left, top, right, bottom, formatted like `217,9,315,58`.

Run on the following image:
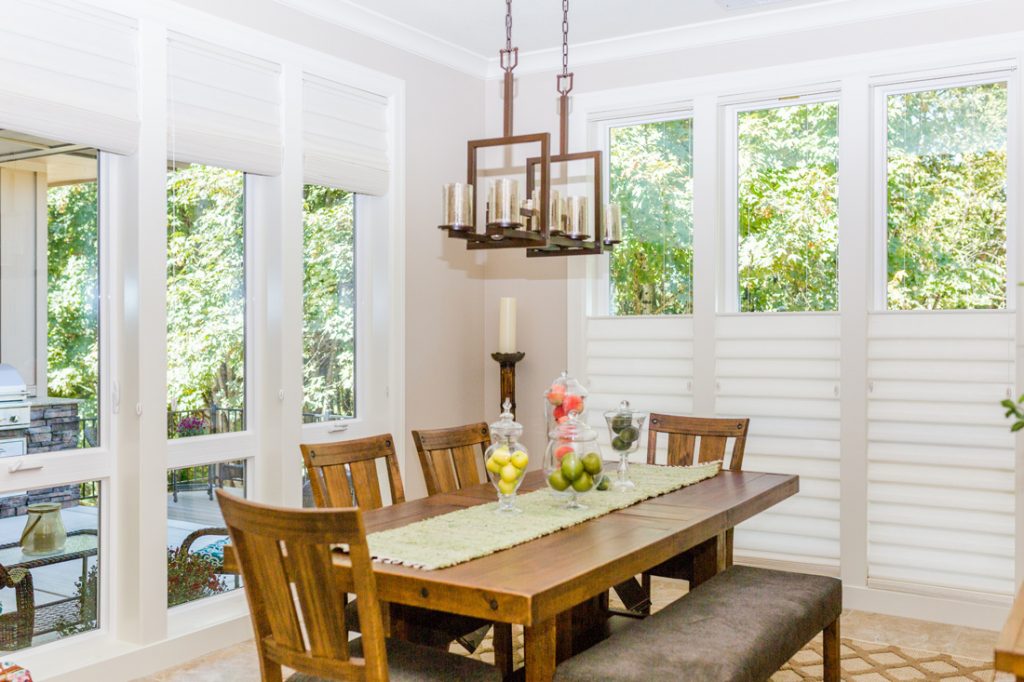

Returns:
721,87,841,314
871,66,1019,313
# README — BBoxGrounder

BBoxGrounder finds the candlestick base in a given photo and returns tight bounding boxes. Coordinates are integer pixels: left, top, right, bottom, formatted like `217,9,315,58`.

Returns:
492,352,525,418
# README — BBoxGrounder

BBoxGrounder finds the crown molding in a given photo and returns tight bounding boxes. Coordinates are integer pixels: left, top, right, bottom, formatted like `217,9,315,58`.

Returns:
275,0,990,81
275,0,492,78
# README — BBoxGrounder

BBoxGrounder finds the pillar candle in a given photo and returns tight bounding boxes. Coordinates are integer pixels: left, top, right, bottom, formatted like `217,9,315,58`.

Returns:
498,297,517,353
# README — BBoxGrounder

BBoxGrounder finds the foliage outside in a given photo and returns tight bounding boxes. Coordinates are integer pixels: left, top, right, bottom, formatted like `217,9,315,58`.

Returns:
303,185,355,418
887,82,1007,310
609,119,694,316
737,101,839,312
166,547,226,607
55,564,99,637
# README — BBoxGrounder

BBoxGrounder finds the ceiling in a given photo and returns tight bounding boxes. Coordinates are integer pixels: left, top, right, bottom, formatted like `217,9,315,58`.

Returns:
278,0,986,76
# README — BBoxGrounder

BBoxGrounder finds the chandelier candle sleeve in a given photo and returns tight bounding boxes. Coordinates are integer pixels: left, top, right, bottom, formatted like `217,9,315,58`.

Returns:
441,182,473,229
549,189,565,234
488,178,521,227
498,297,517,353
565,195,589,239
604,202,622,243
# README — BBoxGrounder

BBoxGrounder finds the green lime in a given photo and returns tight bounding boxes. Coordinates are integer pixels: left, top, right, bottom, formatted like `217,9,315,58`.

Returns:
571,472,594,493
581,452,603,475
610,416,631,433
618,426,639,443
611,436,628,451
548,469,571,491
561,453,584,482
596,475,610,491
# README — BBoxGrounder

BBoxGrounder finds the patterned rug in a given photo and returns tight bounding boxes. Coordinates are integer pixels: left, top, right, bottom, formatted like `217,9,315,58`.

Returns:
455,626,997,681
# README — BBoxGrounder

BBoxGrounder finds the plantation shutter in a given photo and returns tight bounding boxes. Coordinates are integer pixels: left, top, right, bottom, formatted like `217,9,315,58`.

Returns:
0,0,139,153
303,75,390,195
167,34,282,175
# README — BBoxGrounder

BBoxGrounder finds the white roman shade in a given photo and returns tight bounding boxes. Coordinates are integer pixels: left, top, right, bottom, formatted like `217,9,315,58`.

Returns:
0,0,139,154
167,34,282,175
303,75,390,195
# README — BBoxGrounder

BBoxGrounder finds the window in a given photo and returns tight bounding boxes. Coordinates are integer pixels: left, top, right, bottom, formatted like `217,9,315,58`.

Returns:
885,80,1008,310
733,98,839,312
302,185,355,423
166,163,246,438
608,118,694,316
166,461,245,607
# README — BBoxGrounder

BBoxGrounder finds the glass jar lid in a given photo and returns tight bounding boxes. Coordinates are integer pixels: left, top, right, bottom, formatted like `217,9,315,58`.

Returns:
548,409,597,443
490,398,524,441
545,371,588,404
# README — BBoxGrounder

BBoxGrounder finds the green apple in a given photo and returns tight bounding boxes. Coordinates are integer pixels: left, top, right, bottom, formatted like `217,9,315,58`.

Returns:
571,472,593,493
511,450,529,470
485,456,503,475
548,469,570,491
497,478,518,495
581,452,602,475
500,463,520,483
560,453,584,482
491,446,512,466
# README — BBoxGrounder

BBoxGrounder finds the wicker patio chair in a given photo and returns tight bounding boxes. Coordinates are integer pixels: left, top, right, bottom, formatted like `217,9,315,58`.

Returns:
0,564,34,650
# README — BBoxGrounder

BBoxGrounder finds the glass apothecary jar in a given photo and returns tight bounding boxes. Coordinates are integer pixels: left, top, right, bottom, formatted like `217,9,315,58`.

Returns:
484,399,530,513
20,503,67,556
604,400,647,492
544,371,588,433
544,410,606,509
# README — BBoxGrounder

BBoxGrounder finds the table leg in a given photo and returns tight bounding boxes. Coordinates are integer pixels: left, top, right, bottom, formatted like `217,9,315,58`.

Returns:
689,532,727,588
524,617,556,682
493,623,514,681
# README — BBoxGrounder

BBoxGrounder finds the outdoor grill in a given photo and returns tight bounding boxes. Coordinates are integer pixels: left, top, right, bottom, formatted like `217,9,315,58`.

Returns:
0,364,30,430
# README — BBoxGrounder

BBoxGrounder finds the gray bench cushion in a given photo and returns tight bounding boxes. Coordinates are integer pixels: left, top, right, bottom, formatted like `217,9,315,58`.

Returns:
287,634,500,682
556,565,842,682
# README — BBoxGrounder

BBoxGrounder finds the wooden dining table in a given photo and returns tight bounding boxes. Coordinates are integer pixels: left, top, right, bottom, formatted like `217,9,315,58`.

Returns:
225,467,797,681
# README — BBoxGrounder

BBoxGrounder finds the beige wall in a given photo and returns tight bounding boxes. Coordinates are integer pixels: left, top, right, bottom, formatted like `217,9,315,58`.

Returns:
175,0,487,499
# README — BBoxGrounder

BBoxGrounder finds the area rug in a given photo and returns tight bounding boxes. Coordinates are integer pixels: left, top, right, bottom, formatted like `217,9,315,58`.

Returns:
455,627,997,681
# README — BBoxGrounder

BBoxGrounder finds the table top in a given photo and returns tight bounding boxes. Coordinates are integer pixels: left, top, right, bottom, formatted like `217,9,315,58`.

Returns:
226,468,797,626
0,530,97,570
995,582,1024,676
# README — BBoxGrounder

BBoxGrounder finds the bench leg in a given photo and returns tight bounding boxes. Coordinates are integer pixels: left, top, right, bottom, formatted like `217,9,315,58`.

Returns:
823,617,840,682
492,623,514,681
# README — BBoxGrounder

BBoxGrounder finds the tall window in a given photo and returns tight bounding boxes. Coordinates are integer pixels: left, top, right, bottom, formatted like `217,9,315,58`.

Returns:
734,99,839,312
608,118,694,316
885,80,1008,310
302,185,355,422
166,163,246,438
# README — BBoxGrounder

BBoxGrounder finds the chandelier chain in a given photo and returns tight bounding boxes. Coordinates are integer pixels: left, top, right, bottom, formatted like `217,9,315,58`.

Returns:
506,0,513,52
561,0,569,76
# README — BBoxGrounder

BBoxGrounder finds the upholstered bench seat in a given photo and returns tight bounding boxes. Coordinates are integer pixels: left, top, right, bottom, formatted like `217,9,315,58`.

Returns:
288,635,500,682
557,565,842,682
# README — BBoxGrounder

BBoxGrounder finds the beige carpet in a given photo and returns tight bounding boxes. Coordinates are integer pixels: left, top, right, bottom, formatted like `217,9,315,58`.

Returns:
456,626,996,681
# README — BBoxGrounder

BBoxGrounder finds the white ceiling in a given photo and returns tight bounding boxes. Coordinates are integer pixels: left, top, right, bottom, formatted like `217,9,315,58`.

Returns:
278,0,987,77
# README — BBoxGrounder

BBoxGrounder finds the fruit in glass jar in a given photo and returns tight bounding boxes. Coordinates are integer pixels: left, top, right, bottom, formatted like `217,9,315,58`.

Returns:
618,426,639,443
548,470,570,491
611,436,628,451
497,478,517,495
581,452,603,475
596,475,610,491
562,394,584,415
554,444,574,461
511,450,529,469
546,384,566,405
491,447,512,466
560,453,583,482
500,463,520,483
552,404,566,422
571,472,594,492
486,457,503,475
610,415,631,433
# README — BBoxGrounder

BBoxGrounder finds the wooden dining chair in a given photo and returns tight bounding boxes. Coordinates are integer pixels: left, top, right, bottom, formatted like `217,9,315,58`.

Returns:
410,423,514,677
300,434,507,676
215,491,498,682
615,414,750,617
411,422,490,496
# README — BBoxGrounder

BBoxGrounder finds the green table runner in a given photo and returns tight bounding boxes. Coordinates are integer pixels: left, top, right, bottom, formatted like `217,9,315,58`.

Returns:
367,461,722,570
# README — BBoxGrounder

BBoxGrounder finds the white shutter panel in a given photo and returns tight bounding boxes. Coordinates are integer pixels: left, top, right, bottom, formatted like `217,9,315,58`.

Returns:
717,315,842,571
0,0,139,153
303,75,390,195
867,312,1015,597
167,34,281,175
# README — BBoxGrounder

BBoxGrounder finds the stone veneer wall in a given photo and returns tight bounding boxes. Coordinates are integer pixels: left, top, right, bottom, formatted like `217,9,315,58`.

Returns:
0,401,81,517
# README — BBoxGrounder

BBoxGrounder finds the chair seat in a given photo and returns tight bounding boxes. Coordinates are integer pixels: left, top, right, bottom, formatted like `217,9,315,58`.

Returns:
287,635,500,682
343,599,490,650
556,565,842,682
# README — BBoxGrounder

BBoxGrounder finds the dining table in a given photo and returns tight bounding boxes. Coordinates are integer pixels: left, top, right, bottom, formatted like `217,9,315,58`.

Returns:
225,467,798,681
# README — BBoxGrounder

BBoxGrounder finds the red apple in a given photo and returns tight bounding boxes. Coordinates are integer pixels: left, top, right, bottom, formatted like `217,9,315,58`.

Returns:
562,394,584,414
554,445,574,461
546,384,566,406
553,404,566,421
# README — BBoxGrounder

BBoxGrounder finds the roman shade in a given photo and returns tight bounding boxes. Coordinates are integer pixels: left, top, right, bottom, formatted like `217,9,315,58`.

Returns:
0,0,139,154
303,75,390,196
167,34,282,175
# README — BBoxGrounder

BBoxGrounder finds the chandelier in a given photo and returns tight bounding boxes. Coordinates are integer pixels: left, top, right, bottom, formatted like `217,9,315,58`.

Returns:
438,0,621,256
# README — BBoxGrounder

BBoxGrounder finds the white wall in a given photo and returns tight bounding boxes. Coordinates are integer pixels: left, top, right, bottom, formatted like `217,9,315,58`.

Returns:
174,0,488,501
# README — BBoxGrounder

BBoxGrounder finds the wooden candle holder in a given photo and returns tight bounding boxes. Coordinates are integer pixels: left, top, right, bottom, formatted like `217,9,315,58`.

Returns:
491,352,526,418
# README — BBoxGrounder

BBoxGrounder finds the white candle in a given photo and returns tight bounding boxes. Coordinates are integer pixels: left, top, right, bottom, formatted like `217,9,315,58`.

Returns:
498,297,517,353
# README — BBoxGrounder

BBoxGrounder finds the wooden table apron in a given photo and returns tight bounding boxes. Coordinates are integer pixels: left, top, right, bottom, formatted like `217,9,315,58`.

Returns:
225,469,798,681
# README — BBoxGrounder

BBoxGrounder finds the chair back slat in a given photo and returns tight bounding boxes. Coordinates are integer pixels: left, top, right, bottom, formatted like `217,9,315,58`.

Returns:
301,434,406,512
647,414,749,471
412,423,490,497
216,491,389,681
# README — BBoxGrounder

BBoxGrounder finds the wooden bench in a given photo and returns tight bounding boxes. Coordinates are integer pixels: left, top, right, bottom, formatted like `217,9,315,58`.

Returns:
556,566,842,682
